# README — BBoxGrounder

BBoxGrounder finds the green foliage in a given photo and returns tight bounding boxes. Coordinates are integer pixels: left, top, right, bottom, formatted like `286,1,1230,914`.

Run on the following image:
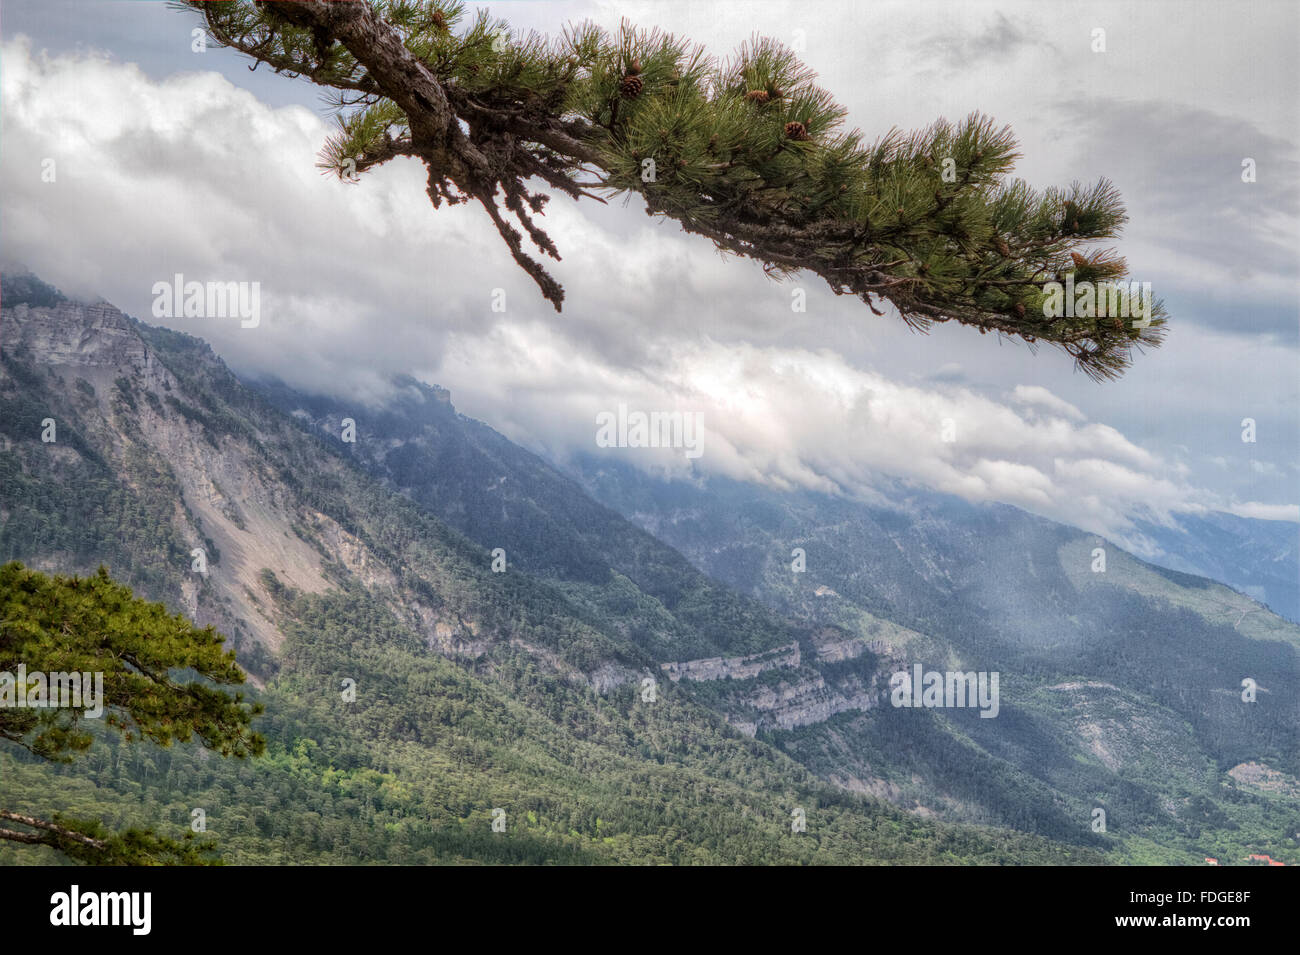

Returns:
3,586,1102,865
0,562,262,863
32,813,221,866
181,1,1167,379
0,562,264,759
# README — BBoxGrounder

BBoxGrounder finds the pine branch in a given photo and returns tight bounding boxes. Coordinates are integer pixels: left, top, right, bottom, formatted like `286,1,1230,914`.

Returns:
0,809,108,851
181,0,1168,378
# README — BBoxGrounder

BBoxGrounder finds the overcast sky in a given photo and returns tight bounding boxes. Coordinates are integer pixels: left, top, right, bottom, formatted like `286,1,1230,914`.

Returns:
2,0,1297,552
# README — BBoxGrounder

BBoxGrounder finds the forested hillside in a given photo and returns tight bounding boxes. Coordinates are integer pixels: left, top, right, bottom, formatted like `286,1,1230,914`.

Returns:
241,364,1300,864
565,461,1300,863
0,277,1099,864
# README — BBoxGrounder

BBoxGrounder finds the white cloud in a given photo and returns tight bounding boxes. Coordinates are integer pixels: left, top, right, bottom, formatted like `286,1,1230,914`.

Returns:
1227,502,1300,522
436,326,1233,541
1011,385,1085,422
1,25,1294,546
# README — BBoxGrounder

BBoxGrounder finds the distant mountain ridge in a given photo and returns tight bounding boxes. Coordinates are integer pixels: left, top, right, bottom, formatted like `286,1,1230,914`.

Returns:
246,362,1300,863
1131,511,1298,624
557,457,1300,859
3,272,1296,865
3,276,1097,864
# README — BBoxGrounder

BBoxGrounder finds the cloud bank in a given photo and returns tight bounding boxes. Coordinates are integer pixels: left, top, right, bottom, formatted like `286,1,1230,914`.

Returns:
1,21,1294,552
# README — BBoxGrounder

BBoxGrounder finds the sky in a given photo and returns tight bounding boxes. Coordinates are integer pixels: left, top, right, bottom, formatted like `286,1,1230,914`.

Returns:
1,0,1297,554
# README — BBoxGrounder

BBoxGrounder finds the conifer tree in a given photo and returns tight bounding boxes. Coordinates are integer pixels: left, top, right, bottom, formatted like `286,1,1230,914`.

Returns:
181,1,1166,379
0,562,264,864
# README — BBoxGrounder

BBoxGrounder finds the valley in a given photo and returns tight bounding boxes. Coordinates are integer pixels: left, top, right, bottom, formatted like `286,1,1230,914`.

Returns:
1,274,1296,866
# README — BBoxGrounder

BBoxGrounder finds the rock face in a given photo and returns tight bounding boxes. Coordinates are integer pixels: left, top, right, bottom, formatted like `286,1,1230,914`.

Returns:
0,299,582,689
1228,761,1300,797
2,300,327,658
812,630,895,664
660,642,801,682
710,671,886,737
661,630,903,735
748,671,881,731
0,296,711,699
2,301,151,370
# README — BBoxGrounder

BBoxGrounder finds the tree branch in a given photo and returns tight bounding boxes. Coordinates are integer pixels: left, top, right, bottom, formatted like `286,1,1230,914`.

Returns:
0,809,108,851
182,1,1167,380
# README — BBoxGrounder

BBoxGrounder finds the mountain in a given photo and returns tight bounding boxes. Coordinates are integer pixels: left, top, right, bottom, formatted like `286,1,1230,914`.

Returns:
253,374,797,663
1132,512,1298,625
244,363,1300,864
560,459,1300,862
0,277,1091,864
4,273,1295,865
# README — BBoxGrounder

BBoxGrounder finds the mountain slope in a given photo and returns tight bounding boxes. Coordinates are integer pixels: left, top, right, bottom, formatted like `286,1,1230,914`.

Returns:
1132,511,1299,624
254,374,795,663
233,364,1300,864
562,458,1300,863
0,278,1095,864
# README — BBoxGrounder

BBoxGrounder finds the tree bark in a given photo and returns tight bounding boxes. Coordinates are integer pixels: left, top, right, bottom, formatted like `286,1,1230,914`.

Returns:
0,808,107,850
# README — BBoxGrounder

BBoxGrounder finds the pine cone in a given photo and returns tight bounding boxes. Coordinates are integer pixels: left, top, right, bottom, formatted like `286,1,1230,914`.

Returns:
430,10,447,32
619,74,644,99
993,237,1010,258
1013,302,1026,318
784,121,810,141
746,89,770,105
1070,251,1088,269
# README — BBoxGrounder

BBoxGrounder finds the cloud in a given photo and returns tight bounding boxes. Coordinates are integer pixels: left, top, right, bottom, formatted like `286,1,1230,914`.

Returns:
927,362,966,383
433,325,1237,543
0,28,1294,547
1011,385,1085,421
1054,97,1300,336
0,36,524,407
1227,502,1300,522
920,12,1040,73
